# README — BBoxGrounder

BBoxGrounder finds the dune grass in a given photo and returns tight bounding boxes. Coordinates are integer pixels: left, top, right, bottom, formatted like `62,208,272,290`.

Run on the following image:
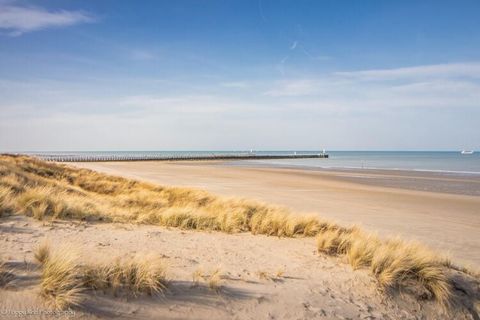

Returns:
192,267,223,292
0,155,334,236
82,254,167,297
39,247,84,309
34,240,51,265
316,229,452,304
207,269,223,292
37,244,167,309
0,154,475,307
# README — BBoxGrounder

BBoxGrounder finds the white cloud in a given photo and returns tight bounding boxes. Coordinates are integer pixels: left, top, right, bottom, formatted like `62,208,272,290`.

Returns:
0,3,94,36
1,62,479,150
334,62,480,81
0,77,479,152
263,62,480,111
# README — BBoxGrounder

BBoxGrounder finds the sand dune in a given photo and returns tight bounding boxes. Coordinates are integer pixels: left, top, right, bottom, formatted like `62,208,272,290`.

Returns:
1,215,477,320
74,161,480,267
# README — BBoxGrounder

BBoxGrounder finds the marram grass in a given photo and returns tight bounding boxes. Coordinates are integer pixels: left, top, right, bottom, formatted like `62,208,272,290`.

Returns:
35,244,167,309
0,154,476,307
0,155,336,236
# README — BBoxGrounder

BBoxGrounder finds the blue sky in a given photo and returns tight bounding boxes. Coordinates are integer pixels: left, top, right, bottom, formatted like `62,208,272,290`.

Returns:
1,0,479,151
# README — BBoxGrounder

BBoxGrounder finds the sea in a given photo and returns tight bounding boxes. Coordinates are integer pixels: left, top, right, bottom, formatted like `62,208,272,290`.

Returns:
243,151,480,176
23,150,480,176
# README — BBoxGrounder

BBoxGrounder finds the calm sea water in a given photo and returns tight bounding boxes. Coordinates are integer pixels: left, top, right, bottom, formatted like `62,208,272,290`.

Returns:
244,151,480,175
25,151,480,175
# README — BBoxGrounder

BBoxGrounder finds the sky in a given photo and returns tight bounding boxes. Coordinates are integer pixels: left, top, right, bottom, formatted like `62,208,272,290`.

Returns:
0,0,479,151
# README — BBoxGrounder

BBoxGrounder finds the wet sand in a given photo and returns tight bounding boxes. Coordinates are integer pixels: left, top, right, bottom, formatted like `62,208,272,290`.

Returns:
72,161,480,267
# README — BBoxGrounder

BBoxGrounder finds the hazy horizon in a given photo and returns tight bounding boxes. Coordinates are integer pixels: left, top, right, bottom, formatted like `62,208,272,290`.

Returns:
1,0,479,151
6,149,477,153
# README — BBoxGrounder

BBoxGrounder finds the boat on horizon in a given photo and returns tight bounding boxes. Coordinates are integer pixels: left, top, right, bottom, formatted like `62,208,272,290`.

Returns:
461,150,474,155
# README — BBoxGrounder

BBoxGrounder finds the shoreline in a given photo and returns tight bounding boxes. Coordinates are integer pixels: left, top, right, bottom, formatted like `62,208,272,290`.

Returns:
224,160,480,196
72,160,480,267
230,160,480,177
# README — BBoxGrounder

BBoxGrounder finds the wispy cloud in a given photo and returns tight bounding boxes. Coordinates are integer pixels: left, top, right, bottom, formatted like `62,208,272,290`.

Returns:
265,79,319,96
0,3,94,36
220,81,250,88
1,68,479,151
264,62,480,111
335,62,480,80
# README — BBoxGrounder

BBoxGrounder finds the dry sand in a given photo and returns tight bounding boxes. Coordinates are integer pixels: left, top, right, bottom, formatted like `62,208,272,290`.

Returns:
73,161,480,267
0,215,472,320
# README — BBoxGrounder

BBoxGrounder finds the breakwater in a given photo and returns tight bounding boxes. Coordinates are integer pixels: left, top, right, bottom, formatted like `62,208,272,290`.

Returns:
33,152,329,162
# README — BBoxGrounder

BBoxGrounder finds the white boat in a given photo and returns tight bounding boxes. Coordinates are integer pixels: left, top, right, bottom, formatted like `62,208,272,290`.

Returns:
461,150,474,155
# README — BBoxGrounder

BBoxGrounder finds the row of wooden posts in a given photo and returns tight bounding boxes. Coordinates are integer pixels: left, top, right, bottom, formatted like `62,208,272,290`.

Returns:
38,153,329,162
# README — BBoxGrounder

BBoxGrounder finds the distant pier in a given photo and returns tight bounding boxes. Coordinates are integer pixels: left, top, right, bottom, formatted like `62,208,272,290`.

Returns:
35,153,329,162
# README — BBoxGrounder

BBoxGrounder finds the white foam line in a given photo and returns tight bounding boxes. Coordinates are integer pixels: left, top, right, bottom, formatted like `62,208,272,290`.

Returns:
248,161,480,176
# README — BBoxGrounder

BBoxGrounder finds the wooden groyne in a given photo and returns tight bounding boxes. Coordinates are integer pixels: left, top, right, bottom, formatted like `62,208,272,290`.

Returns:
36,153,329,162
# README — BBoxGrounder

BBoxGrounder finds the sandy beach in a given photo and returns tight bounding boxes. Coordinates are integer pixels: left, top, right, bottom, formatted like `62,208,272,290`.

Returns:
73,161,480,267
1,156,479,319
5,213,474,320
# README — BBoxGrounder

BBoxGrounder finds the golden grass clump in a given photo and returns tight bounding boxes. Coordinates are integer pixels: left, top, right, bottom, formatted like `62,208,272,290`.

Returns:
192,268,204,286
38,243,167,309
316,228,353,255
191,267,223,292
316,229,452,306
256,267,286,282
347,233,381,270
40,247,84,309
83,254,167,296
34,240,51,265
0,185,14,217
207,269,223,292
370,239,451,304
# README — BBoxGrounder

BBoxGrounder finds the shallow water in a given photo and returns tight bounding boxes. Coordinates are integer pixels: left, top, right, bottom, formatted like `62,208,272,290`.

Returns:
246,151,480,175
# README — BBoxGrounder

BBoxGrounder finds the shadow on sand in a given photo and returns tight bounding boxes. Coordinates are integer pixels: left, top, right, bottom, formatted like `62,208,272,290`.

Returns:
79,280,257,319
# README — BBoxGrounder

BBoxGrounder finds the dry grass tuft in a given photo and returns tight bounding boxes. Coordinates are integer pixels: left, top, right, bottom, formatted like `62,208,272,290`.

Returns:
257,270,270,281
207,269,223,292
275,268,285,279
34,240,51,265
39,247,84,309
316,230,453,306
38,243,167,309
0,259,15,287
257,269,285,282
370,239,451,305
191,267,223,292
83,254,167,297
192,268,204,286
